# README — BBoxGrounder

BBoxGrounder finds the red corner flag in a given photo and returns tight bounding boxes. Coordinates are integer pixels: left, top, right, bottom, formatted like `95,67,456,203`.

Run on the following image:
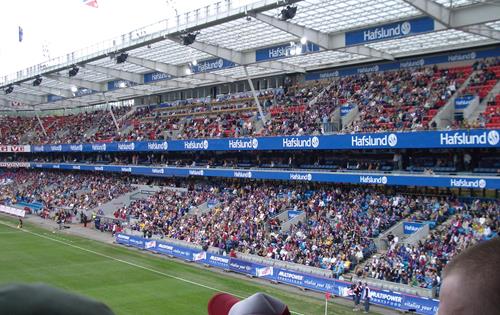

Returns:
325,292,331,300
83,0,99,8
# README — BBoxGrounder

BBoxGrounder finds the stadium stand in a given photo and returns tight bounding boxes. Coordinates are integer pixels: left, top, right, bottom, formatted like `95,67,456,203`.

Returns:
1,59,500,145
0,1,499,313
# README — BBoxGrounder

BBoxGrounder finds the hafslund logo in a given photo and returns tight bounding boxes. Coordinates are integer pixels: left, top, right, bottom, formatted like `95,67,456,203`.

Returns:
290,173,312,181
234,171,252,178
118,142,135,151
351,134,398,147
282,136,319,149
450,178,486,189
69,144,83,151
50,145,62,151
121,167,132,172
228,138,259,149
440,130,499,146
184,140,209,150
448,51,476,62
363,21,411,42
92,143,107,151
400,58,425,69
404,224,421,233
360,176,388,185
151,168,164,174
147,141,168,150
189,169,204,176
196,58,224,72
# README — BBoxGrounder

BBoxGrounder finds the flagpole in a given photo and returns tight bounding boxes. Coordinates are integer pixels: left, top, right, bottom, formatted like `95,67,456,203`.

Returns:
324,296,328,315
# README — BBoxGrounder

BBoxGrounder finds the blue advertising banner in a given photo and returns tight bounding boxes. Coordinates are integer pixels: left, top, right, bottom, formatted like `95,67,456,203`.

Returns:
143,71,173,83
47,94,64,103
115,233,440,315
107,80,137,91
229,258,258,276
24,129,500,154
73,88,98,97
287,210,303,220
191,57,236,73
256,42,321,62
205,253,230,269
345,17,435,46
455,95,475,110
26,162,500,189
306,46,500,81
403,222,425,234
340,104,354,117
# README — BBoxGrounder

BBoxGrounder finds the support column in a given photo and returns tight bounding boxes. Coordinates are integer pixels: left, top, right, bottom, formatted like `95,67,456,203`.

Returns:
244,66,266,124
35,112,47,137
103,93,120,131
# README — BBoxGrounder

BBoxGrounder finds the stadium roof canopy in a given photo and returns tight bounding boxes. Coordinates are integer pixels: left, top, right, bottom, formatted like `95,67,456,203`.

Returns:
1,0,499,111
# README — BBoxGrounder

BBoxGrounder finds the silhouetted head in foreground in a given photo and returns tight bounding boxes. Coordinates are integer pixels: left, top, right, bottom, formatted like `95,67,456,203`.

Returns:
0,283,115,315
438,237,500,315
208,292,291,315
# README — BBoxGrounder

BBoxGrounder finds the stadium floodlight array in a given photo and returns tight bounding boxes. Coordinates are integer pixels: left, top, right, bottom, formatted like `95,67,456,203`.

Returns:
4,86,14,94
279,5,297,21
181,32,199,46
116,53,129,64
68,65,79,77
32,75,42,86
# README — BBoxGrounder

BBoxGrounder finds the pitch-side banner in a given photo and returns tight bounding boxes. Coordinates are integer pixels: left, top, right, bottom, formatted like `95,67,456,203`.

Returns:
0,205,25,217
116,233,439,315
25,129,500,154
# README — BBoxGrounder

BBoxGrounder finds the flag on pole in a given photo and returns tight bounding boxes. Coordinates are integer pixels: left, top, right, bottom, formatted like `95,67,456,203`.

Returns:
83,0,99,8
18,26,23,42
324,292,331,315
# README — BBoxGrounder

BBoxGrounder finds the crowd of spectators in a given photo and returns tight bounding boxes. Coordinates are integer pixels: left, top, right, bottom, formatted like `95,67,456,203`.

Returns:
365,199,498,289
343,66,468,132
0,170,134,216
0,168,497,288
115,180,468,277
2,60,499,146
0,107,131,145
261,82,334,136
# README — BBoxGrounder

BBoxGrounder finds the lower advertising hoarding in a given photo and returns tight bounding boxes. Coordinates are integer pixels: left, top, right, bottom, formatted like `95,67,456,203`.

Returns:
116,234,439,315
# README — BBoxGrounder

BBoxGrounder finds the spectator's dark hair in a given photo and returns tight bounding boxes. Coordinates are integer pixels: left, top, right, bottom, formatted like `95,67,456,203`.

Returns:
442,237,500,314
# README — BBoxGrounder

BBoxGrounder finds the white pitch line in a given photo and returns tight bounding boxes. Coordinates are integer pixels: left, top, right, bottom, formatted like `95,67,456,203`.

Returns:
0,221,306,315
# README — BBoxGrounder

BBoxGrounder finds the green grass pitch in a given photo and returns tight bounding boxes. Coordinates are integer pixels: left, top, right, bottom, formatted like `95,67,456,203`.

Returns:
0,218,380,315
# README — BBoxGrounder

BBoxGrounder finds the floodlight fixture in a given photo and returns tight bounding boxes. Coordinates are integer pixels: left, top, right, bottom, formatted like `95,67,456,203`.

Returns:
181,32,199,46
116,52,129,64
32,75,42,86
279,5,297,21
69,65,79,77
